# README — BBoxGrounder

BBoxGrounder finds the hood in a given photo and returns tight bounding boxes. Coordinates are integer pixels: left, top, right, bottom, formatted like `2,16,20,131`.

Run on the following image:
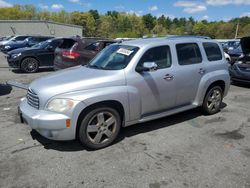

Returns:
29,66,126,104
8,47,38,55
240,37,250,54
6,41,26,48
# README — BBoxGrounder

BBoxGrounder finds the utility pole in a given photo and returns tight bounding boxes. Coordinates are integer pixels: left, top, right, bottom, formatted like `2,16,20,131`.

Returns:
235,22,239,39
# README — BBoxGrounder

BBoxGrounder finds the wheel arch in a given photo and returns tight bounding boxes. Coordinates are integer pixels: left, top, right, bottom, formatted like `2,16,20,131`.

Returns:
75,100,125,139
20,56,40,68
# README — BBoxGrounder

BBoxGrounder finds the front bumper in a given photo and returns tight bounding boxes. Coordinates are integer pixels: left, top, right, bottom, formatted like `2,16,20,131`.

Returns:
19,98,76,140
7,57,21,68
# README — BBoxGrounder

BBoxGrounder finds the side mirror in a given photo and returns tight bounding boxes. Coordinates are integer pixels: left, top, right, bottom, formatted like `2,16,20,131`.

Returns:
136,62,158,72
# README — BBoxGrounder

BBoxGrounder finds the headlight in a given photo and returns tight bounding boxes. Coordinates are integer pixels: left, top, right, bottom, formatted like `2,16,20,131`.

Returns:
5,46,11,49
12,53,22,59
46,99,76,113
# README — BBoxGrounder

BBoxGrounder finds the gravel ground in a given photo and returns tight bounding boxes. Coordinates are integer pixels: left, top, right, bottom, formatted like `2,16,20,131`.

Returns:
0,53,250,188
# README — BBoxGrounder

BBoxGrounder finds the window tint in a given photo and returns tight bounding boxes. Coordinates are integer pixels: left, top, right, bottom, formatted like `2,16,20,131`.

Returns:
58,39,76,49
50,40,63,48
203,42,222,61
14,36,28,41
137,46,172,69
176,43,202,65
85,42,100,51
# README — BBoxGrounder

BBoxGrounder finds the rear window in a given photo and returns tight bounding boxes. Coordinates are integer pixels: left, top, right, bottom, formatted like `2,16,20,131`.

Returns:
203,42,222,61
58,39,76,49
176,43,202,65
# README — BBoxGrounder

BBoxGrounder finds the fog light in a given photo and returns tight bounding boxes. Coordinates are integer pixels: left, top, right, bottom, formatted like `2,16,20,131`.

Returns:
66,119,71,128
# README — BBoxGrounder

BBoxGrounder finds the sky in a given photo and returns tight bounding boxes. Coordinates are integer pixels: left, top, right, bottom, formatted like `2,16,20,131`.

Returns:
0,0,250,21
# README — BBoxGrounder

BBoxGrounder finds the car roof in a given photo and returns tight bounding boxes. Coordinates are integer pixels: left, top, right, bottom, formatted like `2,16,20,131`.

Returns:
122,36,218,48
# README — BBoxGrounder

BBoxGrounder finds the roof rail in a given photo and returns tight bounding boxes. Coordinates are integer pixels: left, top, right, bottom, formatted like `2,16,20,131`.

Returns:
166,35,211,39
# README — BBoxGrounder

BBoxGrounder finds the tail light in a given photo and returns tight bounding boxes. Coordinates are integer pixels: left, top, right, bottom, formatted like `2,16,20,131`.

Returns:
62,51,80,59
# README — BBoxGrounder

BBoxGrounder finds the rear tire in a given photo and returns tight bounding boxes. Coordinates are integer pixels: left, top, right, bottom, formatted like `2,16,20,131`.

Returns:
21,57,39,73
202,86,223,115
78,107,121,149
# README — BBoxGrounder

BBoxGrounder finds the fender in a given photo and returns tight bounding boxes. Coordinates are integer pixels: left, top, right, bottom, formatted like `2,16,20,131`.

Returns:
194,69,230,106
58,86,130,123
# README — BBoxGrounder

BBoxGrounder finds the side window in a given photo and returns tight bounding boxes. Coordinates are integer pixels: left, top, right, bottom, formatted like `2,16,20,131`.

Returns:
203,42,222,61
137,46,172,69
15,36,28,41
85,42,100,51
176,43,202,65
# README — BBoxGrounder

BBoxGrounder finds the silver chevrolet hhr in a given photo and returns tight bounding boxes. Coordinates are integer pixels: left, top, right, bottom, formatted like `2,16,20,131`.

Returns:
19,36,230,149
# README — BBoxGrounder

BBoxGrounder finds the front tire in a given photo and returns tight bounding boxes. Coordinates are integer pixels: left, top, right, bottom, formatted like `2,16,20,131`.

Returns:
78,107,121,149
202,86,223,115
21,57,39,73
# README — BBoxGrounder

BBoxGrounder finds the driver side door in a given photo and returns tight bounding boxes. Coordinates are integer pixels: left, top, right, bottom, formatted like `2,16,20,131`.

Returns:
128,45,177,116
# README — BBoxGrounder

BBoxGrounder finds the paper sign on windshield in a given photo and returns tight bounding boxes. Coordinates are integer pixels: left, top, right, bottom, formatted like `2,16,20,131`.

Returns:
117,48,133,56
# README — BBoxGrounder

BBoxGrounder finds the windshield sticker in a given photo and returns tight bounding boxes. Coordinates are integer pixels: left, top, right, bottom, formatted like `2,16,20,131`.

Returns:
117,48,133,56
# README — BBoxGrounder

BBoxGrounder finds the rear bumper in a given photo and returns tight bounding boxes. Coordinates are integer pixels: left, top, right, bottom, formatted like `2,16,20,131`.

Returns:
19,98,76,140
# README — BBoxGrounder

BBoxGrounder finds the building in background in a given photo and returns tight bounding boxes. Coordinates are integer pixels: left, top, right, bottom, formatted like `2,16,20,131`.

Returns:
0,20,83,37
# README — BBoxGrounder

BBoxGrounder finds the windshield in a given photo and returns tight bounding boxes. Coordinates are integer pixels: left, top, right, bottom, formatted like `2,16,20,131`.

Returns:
87,44,139,70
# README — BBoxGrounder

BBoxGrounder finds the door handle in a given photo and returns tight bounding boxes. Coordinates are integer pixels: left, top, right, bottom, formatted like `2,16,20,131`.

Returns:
198,68,206,75
163,74,174,81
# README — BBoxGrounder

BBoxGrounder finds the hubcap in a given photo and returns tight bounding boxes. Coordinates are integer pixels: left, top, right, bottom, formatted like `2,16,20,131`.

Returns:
207,89,222,112
86,111,117,144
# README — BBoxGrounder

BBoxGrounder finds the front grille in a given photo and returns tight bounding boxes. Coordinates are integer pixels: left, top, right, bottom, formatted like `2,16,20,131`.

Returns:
27,89,39,109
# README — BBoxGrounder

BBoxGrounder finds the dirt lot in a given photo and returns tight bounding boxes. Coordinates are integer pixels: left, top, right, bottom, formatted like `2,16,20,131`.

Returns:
0,52,250,188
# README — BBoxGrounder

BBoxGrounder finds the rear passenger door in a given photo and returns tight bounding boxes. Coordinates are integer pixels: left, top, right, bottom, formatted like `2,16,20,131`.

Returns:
174,43,206,107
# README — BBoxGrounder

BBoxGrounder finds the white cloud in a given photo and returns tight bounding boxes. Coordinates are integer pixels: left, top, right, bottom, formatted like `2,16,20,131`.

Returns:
39,4,49,10
149,5,158,11
202,15,209,20
184,5,207,13
206,0,250,6
69,0,80,3
126,10,143,16
174,1,197,7
0,0,12,7
240,12,250,17
51,4,64,10
174,1,207,14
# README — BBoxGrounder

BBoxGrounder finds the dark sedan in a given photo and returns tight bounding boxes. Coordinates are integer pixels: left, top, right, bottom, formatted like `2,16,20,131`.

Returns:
229,37,250,83
2,36,53,53
7,38,63,73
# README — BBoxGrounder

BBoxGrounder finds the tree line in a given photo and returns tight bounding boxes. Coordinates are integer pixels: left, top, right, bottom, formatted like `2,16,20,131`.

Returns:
1,5,250,39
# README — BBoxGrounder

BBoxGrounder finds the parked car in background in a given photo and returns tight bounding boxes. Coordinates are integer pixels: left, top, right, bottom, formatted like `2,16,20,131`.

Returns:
224,52,231,62
0,35,13,42
54,38,116,70
229,37,250,83
1,36,53,53
7,38,63,73
18,36,230,149
0,35,31,50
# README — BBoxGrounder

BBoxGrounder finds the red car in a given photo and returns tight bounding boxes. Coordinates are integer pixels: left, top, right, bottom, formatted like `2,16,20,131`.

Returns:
54,37,116,70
